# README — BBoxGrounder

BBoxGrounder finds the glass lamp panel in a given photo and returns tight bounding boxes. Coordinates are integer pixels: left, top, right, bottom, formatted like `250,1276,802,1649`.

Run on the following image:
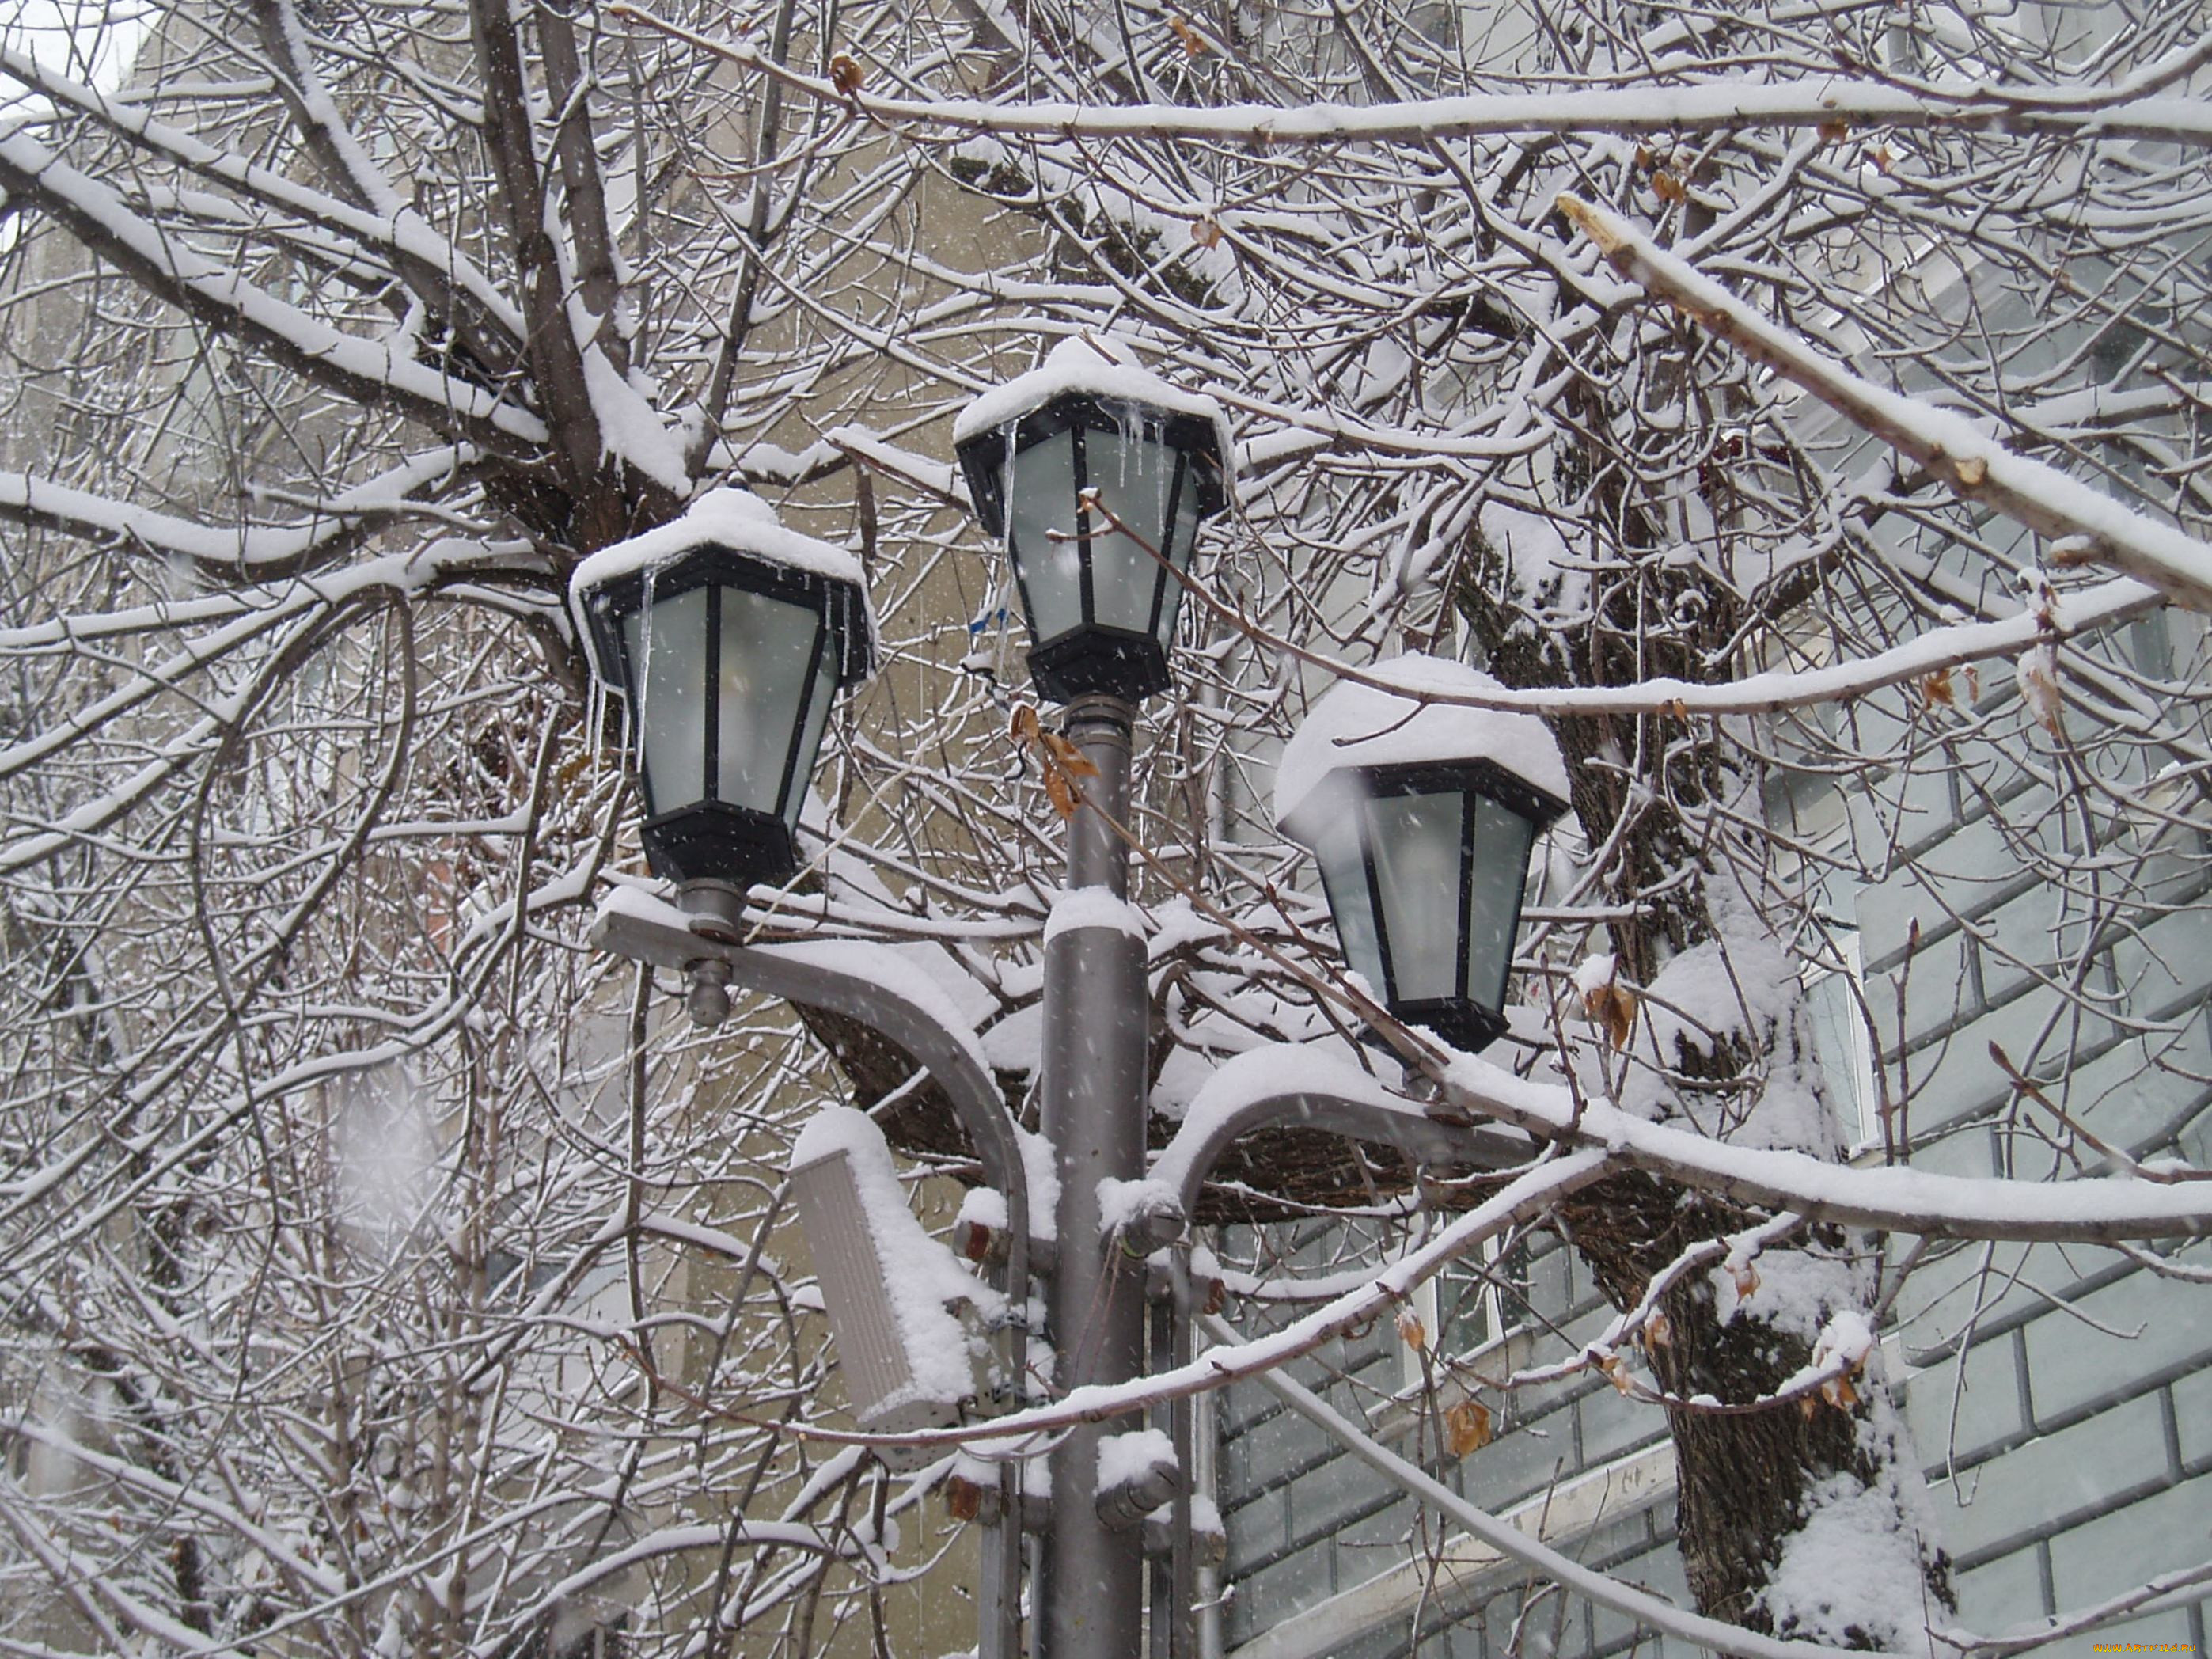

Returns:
1152,498,1201,647
1302,776,1386,991
1365,789,1467,1003
1082,427,1178,634
1007,430,1084,643
1464,797,1537,1012
783,650,839,830
623,586,707,814
715,586,819,814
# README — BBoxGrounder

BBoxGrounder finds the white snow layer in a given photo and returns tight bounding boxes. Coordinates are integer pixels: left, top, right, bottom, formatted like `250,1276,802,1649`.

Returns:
570,487,867,596
1095,1426,1177,1492
765,938,994,1082
1480,499,1590,613
1274,653,1572,826
1095,1175,1182,1237
952,336,1235,476
1045,884,1144,944
580,346,691,495
789,1107,989,1414
1753,1472,1933,1649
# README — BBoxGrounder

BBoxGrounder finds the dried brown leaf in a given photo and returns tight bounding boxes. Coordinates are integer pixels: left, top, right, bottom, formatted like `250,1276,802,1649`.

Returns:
1583,981,1639,1050
1395,1308,1428,1352
1043,766,1080,822
1041,730,1102,780
1446,1398,1493,1457
829,53,864,93
946,1475,984,1523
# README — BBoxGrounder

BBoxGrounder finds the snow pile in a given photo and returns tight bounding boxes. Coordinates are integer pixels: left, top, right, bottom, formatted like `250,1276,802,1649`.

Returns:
1148,1044,1219,1121
1754,1471,1937,1650
570,487,867,596
1096,1175,1182,1241
1014,1126,1061,1243
1095,1426,1177,1493
1573,953,1618,997
788,1107,994,1421
1479,499,1591,617
1622,905,1842,1155
954,1184,1006,1237
1808,1308,1874,1376
980,1003,1042,1077
1273,653,1570,826
953,336,1235,476
580,346,690,495
1712,1241,1865,1338
1045,884,1144,944
1145,894,1224,959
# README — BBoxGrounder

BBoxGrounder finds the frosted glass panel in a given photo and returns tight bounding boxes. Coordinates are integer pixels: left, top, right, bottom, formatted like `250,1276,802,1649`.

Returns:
1083,428,1176,633
715,586,818,814
1367,791,1466,1002
783,652,838,829
1152,499,1201,647
1008,431,1083,643
1302,776,1385,992
624,587,706,814
1464,797,1535,1010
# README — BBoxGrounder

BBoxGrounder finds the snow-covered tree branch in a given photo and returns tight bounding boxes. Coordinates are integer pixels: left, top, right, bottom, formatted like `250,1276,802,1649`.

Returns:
1,0,2207,1650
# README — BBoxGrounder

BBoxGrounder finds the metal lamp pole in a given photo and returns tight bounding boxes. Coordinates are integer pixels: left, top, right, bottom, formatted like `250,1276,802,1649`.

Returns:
1037,693,1149,1659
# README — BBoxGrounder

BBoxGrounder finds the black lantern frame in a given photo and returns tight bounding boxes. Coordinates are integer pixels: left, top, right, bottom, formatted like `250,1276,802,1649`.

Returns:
955,391,1227,704
1284,757,1567,1054
579,542,874,890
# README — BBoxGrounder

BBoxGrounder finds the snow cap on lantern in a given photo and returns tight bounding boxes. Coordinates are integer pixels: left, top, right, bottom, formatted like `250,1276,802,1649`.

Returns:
954,336,1233,704
571,488,877,894
1277,655,1569,1054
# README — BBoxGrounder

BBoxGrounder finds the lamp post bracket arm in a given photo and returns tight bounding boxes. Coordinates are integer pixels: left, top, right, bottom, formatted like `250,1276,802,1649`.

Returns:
589,886,1026,1211
1152,1044,1539,1217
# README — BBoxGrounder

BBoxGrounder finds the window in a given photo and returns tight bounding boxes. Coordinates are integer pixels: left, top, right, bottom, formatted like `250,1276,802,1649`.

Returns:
1804,918,1882,1152
1404,1234,1531,1388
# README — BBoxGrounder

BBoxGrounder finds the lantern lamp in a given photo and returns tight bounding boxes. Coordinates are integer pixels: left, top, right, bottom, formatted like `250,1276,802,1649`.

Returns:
1276,656,1569,1054
571,489,876,909
954,337,1231,703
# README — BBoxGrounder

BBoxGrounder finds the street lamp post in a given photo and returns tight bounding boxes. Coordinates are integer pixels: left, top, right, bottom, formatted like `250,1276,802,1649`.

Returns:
954,336,1231,1659
575,347,1566,1659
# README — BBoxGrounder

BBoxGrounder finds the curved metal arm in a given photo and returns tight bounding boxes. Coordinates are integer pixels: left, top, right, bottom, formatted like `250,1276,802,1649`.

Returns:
1151,1045,1536,1224
590,886,1033,1260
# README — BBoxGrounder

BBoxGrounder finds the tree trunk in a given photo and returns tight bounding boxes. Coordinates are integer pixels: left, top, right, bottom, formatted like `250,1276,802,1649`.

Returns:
1455,530,1954,1641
